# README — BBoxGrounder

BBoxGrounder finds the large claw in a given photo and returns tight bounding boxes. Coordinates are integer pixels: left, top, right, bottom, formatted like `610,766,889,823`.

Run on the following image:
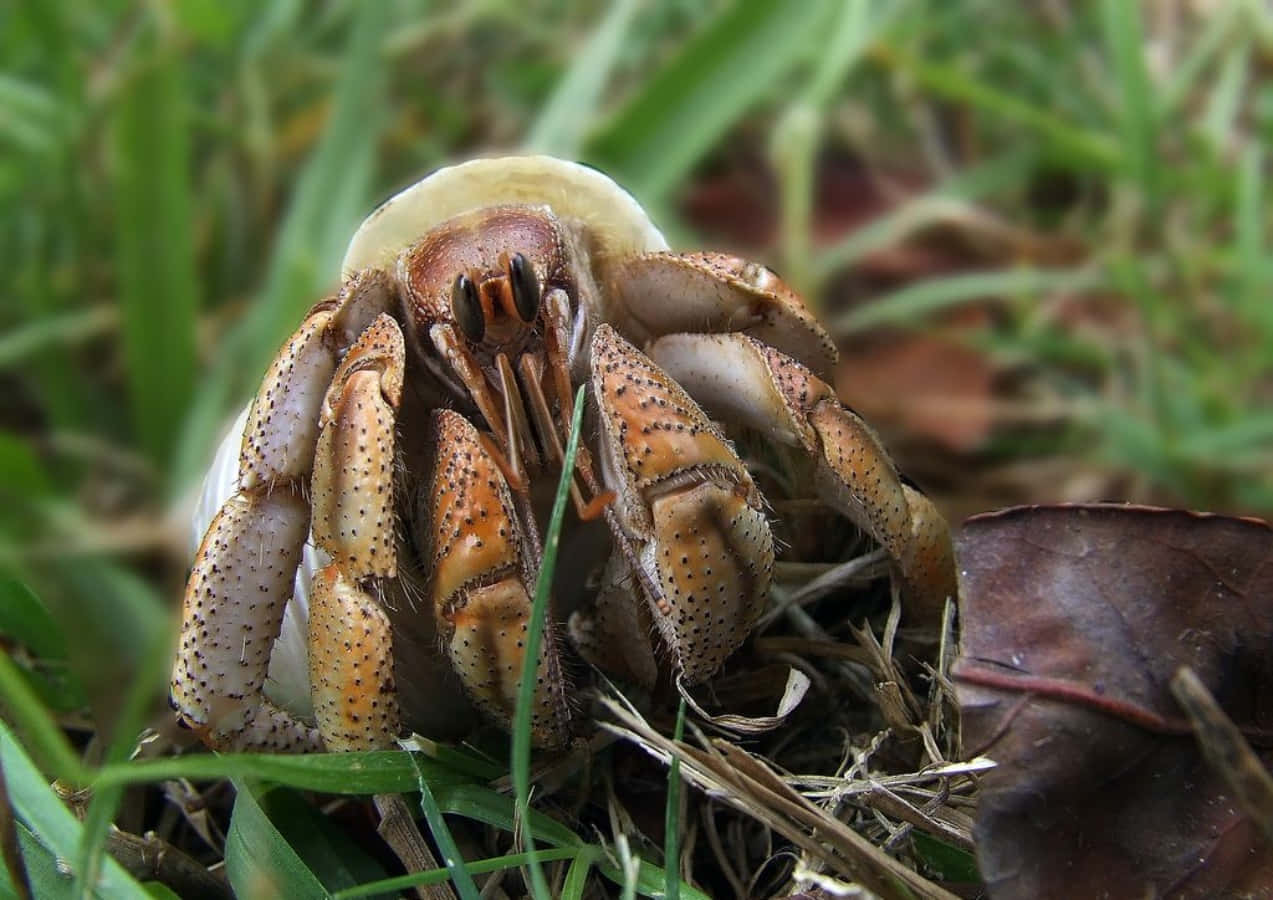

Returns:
173,302,344,751
590,325,775,685
647,332,957,626
175,490,318,750
312,313,404,580
173,273,404,753
420,410,571,748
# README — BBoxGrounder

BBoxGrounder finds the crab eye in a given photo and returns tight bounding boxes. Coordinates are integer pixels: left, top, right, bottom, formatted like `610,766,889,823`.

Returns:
508,253,540,323
450,273,485,342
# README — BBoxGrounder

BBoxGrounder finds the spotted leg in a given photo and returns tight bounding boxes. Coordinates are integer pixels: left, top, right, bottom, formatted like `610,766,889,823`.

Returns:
307,313,406,751
646,332,958,626
172,272,397,751
577,325,775,689
420,410,572,748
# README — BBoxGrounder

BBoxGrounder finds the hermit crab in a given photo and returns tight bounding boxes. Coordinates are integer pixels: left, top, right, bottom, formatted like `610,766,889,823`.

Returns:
172,156,957,755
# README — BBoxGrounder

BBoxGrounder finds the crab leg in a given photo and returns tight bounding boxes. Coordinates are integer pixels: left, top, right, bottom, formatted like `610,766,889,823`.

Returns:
429,324,506,443
568,553,658,689
429,324,541,490
172,273,399,752
538,287,614,519
175,491,319,750
307,314,406,751
173,306,340,750
519,345,613,521
421,410,571,747
646,332,958,626
605,251,838,379
588,325,775,686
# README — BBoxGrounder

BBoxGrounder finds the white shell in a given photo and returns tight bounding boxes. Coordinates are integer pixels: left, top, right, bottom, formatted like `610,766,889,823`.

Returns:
194,156,667,719
342,155,668,276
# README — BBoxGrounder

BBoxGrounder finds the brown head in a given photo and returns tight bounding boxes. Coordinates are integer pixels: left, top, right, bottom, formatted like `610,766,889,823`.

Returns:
398,206,578,361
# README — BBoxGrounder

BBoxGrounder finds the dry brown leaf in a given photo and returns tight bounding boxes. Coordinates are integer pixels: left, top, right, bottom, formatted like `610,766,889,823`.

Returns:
954,504,1273,899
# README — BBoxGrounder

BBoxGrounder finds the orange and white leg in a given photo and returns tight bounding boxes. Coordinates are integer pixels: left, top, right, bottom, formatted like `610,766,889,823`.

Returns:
646,332,958,626
419,410,571,748
172,300,338,751
307,314,406,751
172,273,398,751
585,325,775,687
605,251,838,379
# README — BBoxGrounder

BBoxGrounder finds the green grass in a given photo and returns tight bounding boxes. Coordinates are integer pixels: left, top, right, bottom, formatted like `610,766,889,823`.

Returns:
2,0,1272,896
511,383,588,900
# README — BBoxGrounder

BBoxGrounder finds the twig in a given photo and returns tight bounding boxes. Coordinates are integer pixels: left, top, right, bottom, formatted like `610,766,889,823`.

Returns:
758,550,888,631
861,783,973,851
599,695,959,900
103,827,231,900
374,793,455,900
790,756,995,798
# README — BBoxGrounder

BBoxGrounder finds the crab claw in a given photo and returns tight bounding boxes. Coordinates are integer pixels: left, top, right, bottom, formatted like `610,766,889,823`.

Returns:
590,324,775,685
647,332,957,626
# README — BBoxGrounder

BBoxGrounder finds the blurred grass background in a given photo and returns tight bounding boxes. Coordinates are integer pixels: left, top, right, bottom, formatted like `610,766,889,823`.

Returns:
2,0,1273,895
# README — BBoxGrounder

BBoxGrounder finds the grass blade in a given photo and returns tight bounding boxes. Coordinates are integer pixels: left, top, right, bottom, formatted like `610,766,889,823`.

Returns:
1234,143,1267,337
435,782,583,850
0,307,117,370
0,721,144,899
333,848,582,900
663,698,687,900
0,578,67,663
585,0,831,202
0,653,85,786
256,787,389,895
874,45,1121,172
54,562,167,751
559,847,598,900
1099,0,1158,204
1176,414,1273,459
1160,1,1241,118
174,1,390,492
72,611,173,898
225,781,326,900
0,74,69,153
112,37,198,465
94,750,471,795
803,0,883,108
831,266,1105,335
524,0,640,158
405,755,479,900
1202,36,1249,153
512,383,588,900
773,0,887,292
432,782,710,900
811,149,1037,284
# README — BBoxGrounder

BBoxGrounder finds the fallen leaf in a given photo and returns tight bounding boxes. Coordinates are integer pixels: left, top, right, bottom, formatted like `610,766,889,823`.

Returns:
954,504,1273,899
